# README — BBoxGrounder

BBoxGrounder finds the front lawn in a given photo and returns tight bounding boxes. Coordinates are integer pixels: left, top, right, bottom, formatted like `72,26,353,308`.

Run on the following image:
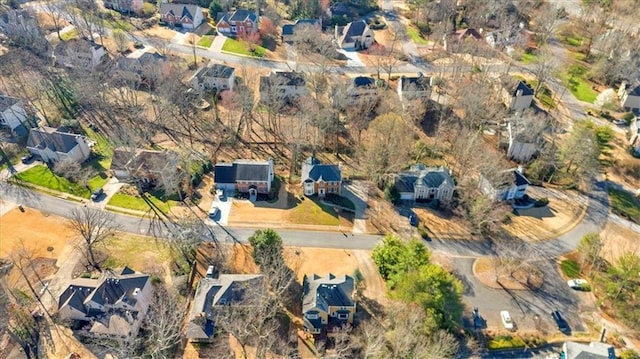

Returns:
103,234,173,272
83,126,113,171
221,37,266,57
608,187,640,223
197,35,214,48
289,198,340,226
559,64,598,103
324,194,356,211
406,26,429,45
14,165,91,198
107,191,177,213
560,259,580,278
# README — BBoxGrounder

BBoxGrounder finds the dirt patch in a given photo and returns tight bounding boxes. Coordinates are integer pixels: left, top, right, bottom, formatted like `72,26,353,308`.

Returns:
502,186,588,242
45,325,98,359
414,207,474,240
600,222,640,265
474,257,544,290
137,25,177,41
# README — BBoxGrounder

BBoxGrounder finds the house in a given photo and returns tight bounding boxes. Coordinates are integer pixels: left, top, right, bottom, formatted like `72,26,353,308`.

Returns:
281,18,322,43
443,28,482,51
397,74,432,103
186,273,264,342
0,95,37,136
190,63,235,92
394,165,455,204
115,51,169,87
479,167,531,201
54,39,107,71
103,0,143,14
506,121,538,162
335,20,375,50
216,9,259,38
26,126,91,164
341,76,378,105
259,71,307,103
214,159,275,197
302,273,355,335
109,147,178,187
562,341,615,359
630,118,640,156
499,75,534,112
301,156,342,197
57,267,152,342
159,3,203,29
618,81,640,110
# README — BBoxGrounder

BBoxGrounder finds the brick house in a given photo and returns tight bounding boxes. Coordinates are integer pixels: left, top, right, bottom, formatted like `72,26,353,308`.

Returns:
301,156,342,197
159,3,203,29
216,9,258,38
214,159,274,197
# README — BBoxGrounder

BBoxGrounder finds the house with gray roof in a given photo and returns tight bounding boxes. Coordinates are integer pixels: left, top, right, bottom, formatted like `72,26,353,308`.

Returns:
281,18,322,43
618,80,640,110
190,63,236,92
394,165,455,204
54,38,107,71
0,95,37,136
26,126,91,164
259,71,307,103
397,74,432,103
115,51,169,87
562,341,615,359
159,3,203,29
479,167,531,201
214,159,274,198
58,267,152,342
186,273,264,342
110,147,178,188
302,273,355,335
335,20,374,50
499,75,534,112
216,9,259,38
301,156,342,197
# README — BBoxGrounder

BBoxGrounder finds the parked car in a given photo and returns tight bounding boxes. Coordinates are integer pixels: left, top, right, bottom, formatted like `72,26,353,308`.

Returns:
133,41,144,49
473,307,482,328
567,279,588,290
551,310,570,333
216,189,224,200
613,119,627,126
21,154,34,164
501,310,514,330
409,213,418,226
209,206,220,219
91,188,104,201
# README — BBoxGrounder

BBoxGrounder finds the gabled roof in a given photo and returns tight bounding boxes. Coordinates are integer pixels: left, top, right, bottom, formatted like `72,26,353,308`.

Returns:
55,38,103,56
400,75,431,92
217,9,258,25
282,24,295,35
26,126,83,154
455,28,482,41
214,163,235,184
159,3,199,21
500,75,534,97
302,273,354,315
187,274,263,339
301,156,341,183
214,159,273,183
0,95,20,111
514,170,531,186
353,76,376,88
624,81,640,96
395,165,454,193
110,147,173,174
197,63,235,80
563,341,615,359
260,71,306,91
138,51,166,66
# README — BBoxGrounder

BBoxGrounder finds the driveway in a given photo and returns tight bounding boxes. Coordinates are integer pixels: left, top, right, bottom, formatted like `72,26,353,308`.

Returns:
342,180,369,234
210,35,226,53
209,191,232,225
97,177,125,209
337,49,365,67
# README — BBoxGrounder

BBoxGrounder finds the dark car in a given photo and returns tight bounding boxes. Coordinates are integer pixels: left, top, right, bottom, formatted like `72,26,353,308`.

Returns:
21,154,34,164
551,310,570,333
91,188,104,201
409,213,418,227
473,307,482,328
133,41,144,49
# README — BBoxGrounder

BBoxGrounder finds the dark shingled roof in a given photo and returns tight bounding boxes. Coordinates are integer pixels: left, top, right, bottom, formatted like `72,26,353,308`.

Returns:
260,71,306,91
282,24,295,35
395,165,454,193
400,76,431,92
514,170,531,186
214,163,236,184
160,3,199,21
302,273,354,314
218,9,257,24
343,20,368,38
197,64,235,80
301,156,341,183
26,127,82,154
353,76,375,88
500,75,534,97
0,95,20,111
235,162,271,182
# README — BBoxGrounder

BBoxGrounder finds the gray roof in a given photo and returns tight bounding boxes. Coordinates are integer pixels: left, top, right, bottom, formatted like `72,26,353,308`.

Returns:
110,147,172,174
400,76,431,92
563,341,615,359
26,127,82,154
217,9,257,24
624,81,640,96
282,24,295,35
353,76,376,88
197,64,235,80
260,71,306,91
0,95,20,111
302,273,354,315
214,163,235,184
395,165,454,193
55,38,103,56
214,159,272,183
500,75,534,97
301,156,341,183
160,3,199,21
187,274,263,339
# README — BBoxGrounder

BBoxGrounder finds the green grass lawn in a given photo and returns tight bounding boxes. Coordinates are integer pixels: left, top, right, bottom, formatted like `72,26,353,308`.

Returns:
197,35,214,48
519,51,538,64
221,38,266,57
83,126,113,171
608,187,640,223
563,34,583,47
107,191,177,213
560,259,581,278
406,26,429,45
104,15,134,32
14,165,91,198
60,29,79,41
289,198,340,226
324,194,356,211
559,69,598,103
528,80,556,109
103,234,173,272
488,335,526,350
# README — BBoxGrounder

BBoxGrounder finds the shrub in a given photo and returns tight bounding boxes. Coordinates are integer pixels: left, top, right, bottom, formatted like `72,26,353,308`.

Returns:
622,112,635,121
534,197,549,207
620,349,639,359
384,184,400,205
141,3,156,17
560,259,580,278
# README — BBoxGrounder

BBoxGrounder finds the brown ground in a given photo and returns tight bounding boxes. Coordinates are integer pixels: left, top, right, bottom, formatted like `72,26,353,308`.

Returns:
502,186,589,242
600,222,640,265
608,130,640,191
137,25,178,41
414,207,473,240
474,257,544,290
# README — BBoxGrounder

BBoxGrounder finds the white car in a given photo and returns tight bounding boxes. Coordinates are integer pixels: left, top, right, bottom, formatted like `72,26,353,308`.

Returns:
567,279,588,290
501,310,514,330
208,206,220,219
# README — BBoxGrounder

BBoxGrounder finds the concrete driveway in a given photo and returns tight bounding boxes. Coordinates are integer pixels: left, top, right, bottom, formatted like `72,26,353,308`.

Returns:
96,177,125,209
342,181,369,234
209,191,232,225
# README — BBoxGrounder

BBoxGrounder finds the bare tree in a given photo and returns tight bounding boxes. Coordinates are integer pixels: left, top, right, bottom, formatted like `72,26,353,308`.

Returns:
112,29,130,54
42,1,67,41
142,284,185,358
533,2,561,46
532,46,555,95
67,207,118,271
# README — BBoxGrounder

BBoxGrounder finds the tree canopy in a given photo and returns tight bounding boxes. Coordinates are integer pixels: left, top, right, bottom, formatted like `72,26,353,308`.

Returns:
248,228,284,267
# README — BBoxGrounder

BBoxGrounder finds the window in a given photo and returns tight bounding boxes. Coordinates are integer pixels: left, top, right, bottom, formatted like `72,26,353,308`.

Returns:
337,313,349,320
239,26,244,32
306,313,319,319
231,26,236,32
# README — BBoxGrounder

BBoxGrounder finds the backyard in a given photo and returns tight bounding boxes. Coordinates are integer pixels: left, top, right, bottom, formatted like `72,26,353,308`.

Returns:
107,189,178,213
559,62,598,104
607,187,640,224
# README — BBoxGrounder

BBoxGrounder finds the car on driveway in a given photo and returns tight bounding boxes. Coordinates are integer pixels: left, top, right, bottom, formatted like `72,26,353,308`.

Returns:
501,310,514,330
209,205,219,219
409,213,418,226
551,310,570,333
21,154,34,164
91,188,104,201
567,279,589,290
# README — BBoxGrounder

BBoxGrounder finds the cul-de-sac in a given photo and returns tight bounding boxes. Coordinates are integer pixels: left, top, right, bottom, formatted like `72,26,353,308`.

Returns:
0,0,639,357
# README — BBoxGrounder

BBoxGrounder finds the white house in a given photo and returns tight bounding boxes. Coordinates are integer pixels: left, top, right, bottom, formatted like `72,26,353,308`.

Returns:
499,75,534,112
562,341,615,359
335,20,375,50
54,39,107,71
259,71,307,103
618,81,640,110
480,167,531,201
394,165,455,203
0,95,36,136
26,126,91,163
58,267,152,342
191,63,236,92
